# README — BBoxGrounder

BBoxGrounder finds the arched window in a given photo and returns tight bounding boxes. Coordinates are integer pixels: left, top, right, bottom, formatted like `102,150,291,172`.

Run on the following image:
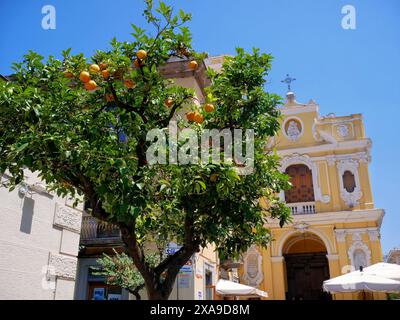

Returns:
285,164,315,203
343,170,356,193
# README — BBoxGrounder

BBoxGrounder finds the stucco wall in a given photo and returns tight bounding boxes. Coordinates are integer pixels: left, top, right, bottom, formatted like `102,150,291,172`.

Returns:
0,171,82,299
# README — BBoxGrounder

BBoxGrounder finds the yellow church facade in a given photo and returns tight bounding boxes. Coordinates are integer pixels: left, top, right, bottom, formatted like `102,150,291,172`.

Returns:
240,90,385,300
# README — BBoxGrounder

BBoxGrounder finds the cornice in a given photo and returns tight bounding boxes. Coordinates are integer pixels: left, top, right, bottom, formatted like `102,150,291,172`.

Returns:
266,208,384,228
280,104,319,115
276,138,371,156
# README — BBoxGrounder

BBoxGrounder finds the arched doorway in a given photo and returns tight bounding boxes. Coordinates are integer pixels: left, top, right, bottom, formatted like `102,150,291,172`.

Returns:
283,232,331,300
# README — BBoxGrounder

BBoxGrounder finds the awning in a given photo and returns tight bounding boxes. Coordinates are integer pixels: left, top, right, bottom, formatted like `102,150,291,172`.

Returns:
363,262,400,281
216,279,268,298
323,270,400,293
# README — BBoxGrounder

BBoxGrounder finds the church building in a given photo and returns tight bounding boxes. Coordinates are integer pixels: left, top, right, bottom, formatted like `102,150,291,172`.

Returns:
240,82,385,300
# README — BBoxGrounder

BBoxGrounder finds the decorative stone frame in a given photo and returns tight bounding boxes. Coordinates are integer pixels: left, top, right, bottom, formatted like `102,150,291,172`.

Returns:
277,227,334,256
348,241,371,268
242,245,263,287
279,153,330,204
282,116,304,142
334,123,354,139
337,159,362,207
53,202,82,233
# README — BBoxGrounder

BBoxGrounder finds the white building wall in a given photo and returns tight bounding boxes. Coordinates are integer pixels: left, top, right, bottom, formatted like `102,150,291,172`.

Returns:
0,171,82,299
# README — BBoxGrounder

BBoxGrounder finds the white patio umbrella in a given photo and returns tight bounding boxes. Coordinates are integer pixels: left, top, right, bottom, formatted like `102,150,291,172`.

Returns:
363,262,400,281
216,279,268,298
323,270,400,294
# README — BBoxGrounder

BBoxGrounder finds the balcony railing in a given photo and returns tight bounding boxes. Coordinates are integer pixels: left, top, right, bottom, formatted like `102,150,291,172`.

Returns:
287,202,316,215
80,215,121,243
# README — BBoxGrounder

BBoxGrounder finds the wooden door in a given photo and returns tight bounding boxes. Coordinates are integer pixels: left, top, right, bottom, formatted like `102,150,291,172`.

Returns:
285,253,331,300
285,164,315,203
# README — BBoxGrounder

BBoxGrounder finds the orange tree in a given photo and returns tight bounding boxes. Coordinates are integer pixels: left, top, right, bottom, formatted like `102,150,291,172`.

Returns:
0,0,291,299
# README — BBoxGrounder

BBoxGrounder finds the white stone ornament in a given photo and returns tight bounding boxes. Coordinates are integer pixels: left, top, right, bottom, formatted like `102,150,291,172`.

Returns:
48,253,78,280
348,241,371,269
337,159,362,207
293,222,309,233
336,124,349,138
53,203,82,233
242,245,263,287
286,120,302,142
352,232,362,241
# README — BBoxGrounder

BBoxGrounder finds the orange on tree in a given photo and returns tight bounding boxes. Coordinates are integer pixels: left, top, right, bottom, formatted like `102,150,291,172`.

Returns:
84,80,97,91
186,111,195,122
193,112,204,124
99,63,107,70
89,64,100,74
101,69,110,79
63,71,74,78
136,49,147,60
133,59,143,68
79,71,91,83
188,60,198,70
164,97,174,108
124,79,136,89
204,103,215,113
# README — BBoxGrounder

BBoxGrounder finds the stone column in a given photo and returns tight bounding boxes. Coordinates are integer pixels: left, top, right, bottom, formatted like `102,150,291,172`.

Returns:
261,246,274,300
367,229,386,300
333,229,350,300
271,256,286,300
326,157,341,211
326,254,341,300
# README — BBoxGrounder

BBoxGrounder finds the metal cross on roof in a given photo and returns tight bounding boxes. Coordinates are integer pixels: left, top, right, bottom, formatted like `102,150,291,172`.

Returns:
281,74,296,91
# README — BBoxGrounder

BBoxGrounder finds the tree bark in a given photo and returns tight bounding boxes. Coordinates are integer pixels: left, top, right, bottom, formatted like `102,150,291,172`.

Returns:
118,214,200,300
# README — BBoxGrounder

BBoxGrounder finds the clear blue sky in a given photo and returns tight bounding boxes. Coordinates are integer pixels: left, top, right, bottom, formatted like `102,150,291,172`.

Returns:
0,0,399,254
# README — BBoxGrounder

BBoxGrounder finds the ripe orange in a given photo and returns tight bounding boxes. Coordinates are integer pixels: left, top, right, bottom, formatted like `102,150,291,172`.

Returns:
164,98,174,108
89,64,100,74
186,111,195,122
63,71,74,78
204,103,215,113
84,80,97,91
79,71,91,83
101,69,110,79
193,112,204,124
105,93,114,102
133,59,143,68
99,63,107,70
188,60,198,70
124,79,136,89
136,49,147,60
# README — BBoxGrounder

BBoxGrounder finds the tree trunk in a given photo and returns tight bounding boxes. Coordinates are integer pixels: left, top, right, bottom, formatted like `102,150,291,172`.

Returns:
119,214,199,300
